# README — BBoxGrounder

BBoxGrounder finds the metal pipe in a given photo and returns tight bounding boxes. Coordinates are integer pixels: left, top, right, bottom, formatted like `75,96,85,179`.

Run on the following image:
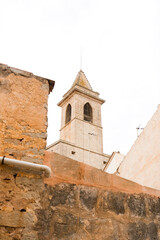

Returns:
0,156,51,177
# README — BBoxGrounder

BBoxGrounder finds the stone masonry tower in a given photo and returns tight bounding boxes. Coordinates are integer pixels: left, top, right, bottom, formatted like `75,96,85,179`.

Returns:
59,70,104,153
47,70,110,169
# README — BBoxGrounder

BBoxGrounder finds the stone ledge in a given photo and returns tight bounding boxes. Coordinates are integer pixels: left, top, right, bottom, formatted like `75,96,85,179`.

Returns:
44,151,160,197
46,139,110,158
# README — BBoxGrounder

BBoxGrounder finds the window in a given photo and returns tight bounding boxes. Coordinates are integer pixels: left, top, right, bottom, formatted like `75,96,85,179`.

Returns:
66,104,71,124
84,103,92,122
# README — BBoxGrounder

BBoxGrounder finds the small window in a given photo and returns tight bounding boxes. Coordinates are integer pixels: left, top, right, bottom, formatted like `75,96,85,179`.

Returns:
66,104,71,124
84,103,92,122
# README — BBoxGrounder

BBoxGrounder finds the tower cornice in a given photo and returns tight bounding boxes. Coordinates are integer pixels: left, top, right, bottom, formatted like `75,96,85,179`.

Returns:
58,85,105,107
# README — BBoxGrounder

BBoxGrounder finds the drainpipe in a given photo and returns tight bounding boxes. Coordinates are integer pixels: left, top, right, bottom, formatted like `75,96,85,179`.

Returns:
0,156,51,177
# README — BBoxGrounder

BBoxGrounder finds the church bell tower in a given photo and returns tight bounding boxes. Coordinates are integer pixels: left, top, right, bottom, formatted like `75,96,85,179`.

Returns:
47,70,110,169
58,70,105,153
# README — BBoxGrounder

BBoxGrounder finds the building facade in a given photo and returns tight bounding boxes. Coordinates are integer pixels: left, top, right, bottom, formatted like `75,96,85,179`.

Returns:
117,105,160,190
103,151,124,174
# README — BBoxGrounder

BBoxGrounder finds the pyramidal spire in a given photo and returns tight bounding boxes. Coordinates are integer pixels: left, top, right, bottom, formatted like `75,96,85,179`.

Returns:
72,70,92,90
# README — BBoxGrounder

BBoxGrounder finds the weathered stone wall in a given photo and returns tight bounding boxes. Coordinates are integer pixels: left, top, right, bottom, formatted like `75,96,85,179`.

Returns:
42,151,160,240
0,166,45,240
0,64,54,240
0,64,54,164
37,183,160,240
1,150,160,240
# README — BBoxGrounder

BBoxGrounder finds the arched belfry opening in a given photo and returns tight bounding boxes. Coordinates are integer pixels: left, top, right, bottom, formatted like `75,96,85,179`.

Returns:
84,102,92,122
66,104,71,124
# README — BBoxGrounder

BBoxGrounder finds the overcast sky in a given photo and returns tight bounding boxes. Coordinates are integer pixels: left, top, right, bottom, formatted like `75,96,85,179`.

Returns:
1,0,160,155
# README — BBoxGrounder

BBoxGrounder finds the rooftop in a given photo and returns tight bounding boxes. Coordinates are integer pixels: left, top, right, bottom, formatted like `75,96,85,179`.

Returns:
0,63,55,94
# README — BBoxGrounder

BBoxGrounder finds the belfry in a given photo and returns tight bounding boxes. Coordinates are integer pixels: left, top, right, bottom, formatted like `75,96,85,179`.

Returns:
47,70,110,169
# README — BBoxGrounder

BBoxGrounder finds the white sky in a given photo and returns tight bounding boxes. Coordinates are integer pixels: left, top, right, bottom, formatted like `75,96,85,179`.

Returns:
1,0,160,155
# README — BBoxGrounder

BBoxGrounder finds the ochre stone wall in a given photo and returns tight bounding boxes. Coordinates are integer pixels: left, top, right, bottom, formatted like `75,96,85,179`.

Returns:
0,64,54,164
1,150,160,240
0,166,44,240
37,183,160,240
0,64,54,240
42,152,160,240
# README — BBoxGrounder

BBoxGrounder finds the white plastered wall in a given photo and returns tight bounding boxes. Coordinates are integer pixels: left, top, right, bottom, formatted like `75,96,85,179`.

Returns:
118,105,160,190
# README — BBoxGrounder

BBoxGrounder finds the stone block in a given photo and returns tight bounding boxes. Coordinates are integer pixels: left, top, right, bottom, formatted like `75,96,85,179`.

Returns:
0,226,24,240
80,218,114,239
52,211,78,239
48,183,77,207
79,186,98,210
127,194,146,217
128,222,147,240
0,211,35,227
147,197,160,218
101,191,125,215
127,221,159,240
22,230,38,240
35,209,53,239
147,222,158,240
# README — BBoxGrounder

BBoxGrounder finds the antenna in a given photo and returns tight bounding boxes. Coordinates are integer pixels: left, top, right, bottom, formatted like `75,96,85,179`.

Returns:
80,47,82,70
136,124,144,137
